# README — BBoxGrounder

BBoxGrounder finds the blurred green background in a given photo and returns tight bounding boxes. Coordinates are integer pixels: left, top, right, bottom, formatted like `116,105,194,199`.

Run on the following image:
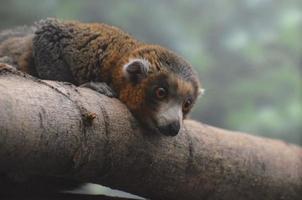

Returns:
1,0,301,145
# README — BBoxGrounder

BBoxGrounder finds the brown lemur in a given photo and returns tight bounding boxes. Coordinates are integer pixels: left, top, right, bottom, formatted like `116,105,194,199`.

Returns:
0,18,203,136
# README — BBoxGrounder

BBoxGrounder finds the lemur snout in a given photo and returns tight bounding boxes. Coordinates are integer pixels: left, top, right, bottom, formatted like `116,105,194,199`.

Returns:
158,121,181,136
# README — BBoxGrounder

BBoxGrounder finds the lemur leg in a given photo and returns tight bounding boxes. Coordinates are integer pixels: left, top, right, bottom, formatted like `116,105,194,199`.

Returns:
80,82,117,98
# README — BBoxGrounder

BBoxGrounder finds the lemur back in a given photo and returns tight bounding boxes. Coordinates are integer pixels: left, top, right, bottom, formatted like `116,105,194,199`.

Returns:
33,19,142,84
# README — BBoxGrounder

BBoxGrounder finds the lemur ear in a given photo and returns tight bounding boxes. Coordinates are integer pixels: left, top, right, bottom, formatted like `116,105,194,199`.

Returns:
123,59,150,83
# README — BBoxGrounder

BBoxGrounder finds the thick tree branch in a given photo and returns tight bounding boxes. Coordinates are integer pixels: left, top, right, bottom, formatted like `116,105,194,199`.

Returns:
0,65,301,200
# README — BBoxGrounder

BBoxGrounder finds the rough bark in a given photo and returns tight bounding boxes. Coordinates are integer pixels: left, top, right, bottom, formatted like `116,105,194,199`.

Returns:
0,65,301,200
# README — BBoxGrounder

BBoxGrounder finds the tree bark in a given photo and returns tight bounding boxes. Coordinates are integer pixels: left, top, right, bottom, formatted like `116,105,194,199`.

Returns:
0,65,301,200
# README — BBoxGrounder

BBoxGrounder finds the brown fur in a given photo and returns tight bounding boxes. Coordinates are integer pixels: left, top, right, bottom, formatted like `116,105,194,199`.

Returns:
0,35,35,74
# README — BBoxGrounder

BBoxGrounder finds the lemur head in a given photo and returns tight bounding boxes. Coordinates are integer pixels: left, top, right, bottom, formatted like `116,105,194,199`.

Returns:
113,45,203,136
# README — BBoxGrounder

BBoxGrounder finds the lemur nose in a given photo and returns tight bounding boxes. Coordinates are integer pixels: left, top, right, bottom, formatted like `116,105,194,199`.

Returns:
158,121,181,136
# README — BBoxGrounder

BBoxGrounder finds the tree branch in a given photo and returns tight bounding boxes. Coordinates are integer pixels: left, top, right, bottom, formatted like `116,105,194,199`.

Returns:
0,65,301,200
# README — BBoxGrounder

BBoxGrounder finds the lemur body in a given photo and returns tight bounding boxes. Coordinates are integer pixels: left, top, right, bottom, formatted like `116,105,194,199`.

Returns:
0,19,202,136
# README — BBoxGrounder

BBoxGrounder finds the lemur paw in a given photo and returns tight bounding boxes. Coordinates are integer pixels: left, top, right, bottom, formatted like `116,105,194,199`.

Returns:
0,62,14,70
0,56,14,65
80,82,117,98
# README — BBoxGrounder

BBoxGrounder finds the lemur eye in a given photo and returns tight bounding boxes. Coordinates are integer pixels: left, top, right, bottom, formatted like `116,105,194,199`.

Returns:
183,97,193,112
155,87,167,100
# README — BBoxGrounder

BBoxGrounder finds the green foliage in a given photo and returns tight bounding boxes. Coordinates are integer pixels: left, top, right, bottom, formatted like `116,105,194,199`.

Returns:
0,0,301,144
